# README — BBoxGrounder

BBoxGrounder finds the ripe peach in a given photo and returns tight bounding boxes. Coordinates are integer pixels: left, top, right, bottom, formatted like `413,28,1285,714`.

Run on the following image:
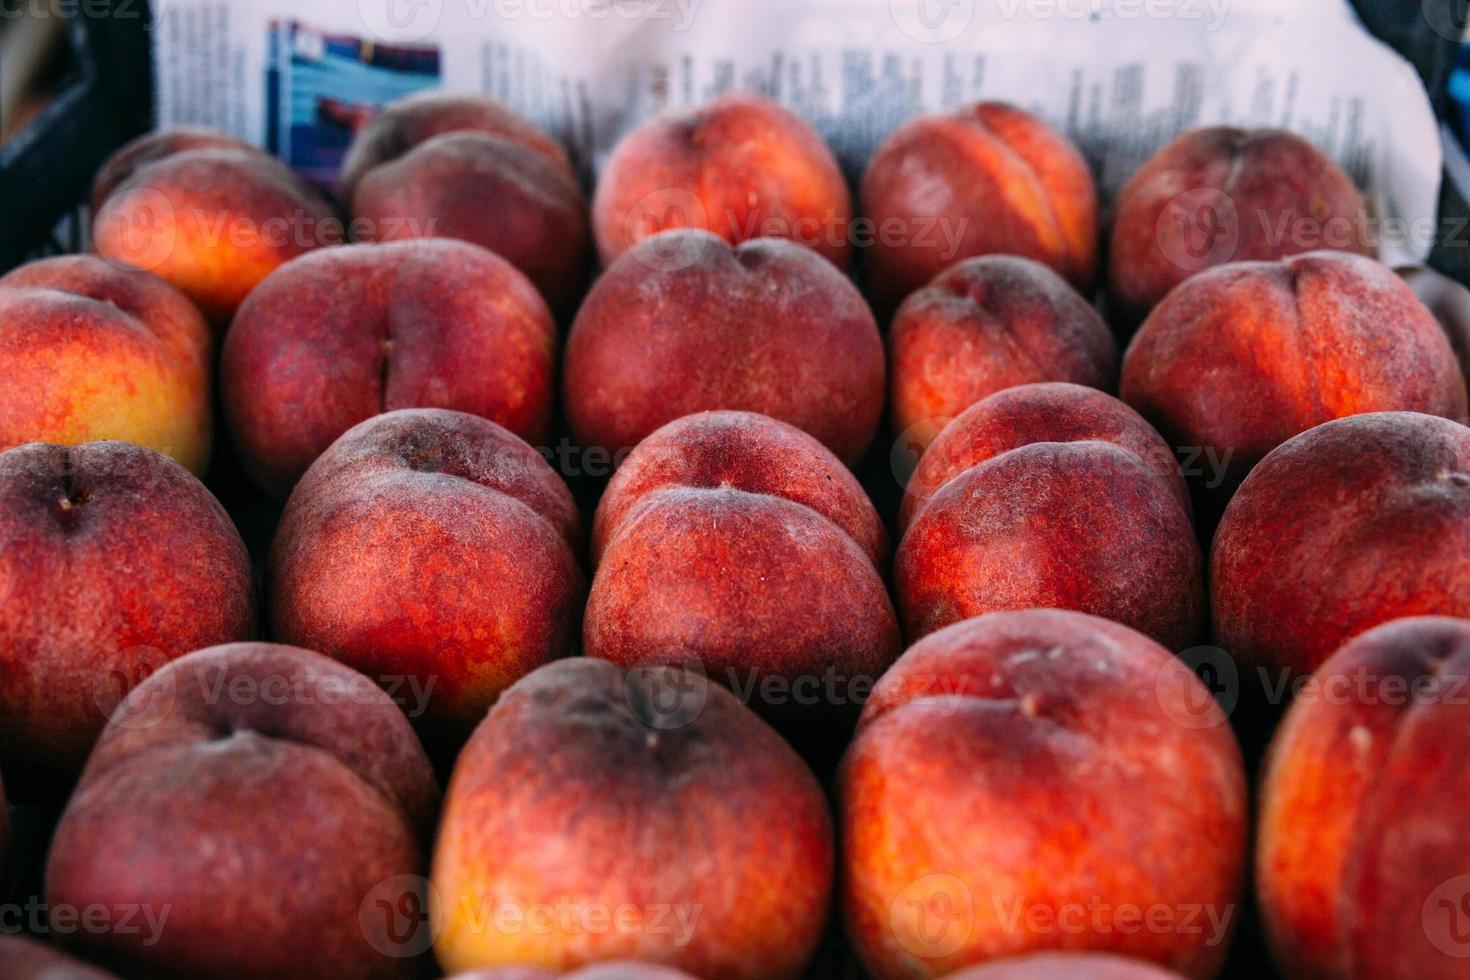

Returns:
46,642,438,979
1257,616,1470,979
0,254,212,473
0,441,254,793
0,936,120,979
840,610,1247,979
450,965,698,980
895,440,1202,649
269,409,584,747
1108,126,1371,326
944,953,1188,979
564,232,884,465
343,93,589,318
1212,411,1470,691
900,382,1187,533
1121,251,1466,498
861,102,1098,316
430,658,833,978
592,93,851,268
92,128,341,324
221,238,557,499
889,256,1116,452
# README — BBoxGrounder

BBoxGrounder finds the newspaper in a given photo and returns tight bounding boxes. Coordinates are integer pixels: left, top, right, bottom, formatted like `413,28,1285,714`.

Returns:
147,0,1443,266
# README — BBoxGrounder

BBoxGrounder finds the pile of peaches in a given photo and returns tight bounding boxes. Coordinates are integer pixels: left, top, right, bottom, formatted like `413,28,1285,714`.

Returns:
1,89,1468,980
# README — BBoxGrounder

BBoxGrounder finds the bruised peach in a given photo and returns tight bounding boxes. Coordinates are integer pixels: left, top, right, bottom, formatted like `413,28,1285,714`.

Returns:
269,409,583,747
430,658,833,979
1121,251,1466,497
1212,412,1470,691
889,256,1116,453
564,232,884,465
1108,126,1371,326
861,102,1097,316
0,441,254,793
0,254,212,473
343,93,588,318
46,642,438,979
593,93,851,268
92,128,341,324
221,238,557,499
840,609,1246,979
1257,616,1470,979
900,382,1187,533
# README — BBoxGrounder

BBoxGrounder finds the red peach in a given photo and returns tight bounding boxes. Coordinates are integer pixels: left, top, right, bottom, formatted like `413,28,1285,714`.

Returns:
449,965,698,980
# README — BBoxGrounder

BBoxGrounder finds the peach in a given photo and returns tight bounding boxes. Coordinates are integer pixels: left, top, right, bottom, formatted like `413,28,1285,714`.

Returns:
900,382,1188,532
0,936,120,979
1257,616,1470,979
1108,126,1371,326
564,232,884,465
889,256,1117,452
46,642,438,979
92,128,341,324
840,609,1247,980
944,953,1188,979
584,413,898,752
861,102,1098,316
1212,411,1470,692
450,965,698,980
0,254,212,473
895,440,1202,649
221,238,557,499
592,93,851,268
0,441,254,793
343,93,589,318
269,409,584,748
430,658,833,978
1121,251,1466,500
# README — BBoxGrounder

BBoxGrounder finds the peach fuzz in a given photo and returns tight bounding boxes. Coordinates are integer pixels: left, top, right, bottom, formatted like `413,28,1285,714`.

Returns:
944,953,1188,979
91,128,341,324
430,658,833,979
564,231,884,465
1257,616,1470,979
889,255,1116,453
344,93,589,318
592,92,852,268
221,238,557,499
0,441,254,793
1121,251,1466,497
269,409,584,747
591,410,888,567
45,642,438,979
1211,411,1470,688
0,254,212,473
895,440,1202,649
1107,126,1371,326
839,610,1246,980
861,102,1098,316
900,382,1188,533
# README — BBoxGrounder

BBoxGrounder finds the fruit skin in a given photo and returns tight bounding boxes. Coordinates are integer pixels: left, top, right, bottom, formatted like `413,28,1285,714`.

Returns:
889,255,1117,453
0,935,121,979
895,440,1203,650
220,238,557,499
92,128,341,324
345,93,590,319
1107,126,1371,327
430,658,833,980
943,953,1189,979
592,93,852,269
899,382,1186,533
1211,412,1470,689
45,642,439,980
861,102,1098,316
839,610,1247,980
1120,251,1466,499
269,408,584,748
448,964,699,980
0,254,213,474
564,231,884,466
0,441,254,794
1256,616,1470,980
591,410,888,568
